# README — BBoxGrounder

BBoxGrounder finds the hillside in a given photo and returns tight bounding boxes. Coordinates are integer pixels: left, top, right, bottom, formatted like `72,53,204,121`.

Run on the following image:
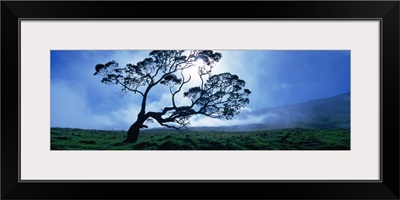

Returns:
187,92,350,132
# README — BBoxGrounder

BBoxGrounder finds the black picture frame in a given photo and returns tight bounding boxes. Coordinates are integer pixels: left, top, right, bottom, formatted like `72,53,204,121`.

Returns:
2,1,399,199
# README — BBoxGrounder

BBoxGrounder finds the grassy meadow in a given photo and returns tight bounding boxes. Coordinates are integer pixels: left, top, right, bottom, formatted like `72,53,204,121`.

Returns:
50,127,350,150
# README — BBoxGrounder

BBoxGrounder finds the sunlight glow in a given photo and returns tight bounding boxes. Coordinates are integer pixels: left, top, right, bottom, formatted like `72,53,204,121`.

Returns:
181,58,203,85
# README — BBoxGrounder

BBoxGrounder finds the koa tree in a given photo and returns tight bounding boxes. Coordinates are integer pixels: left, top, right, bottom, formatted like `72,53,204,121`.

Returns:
94,50,251,143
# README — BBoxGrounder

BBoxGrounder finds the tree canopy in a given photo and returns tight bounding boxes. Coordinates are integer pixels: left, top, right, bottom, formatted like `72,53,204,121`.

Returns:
94,50,251,142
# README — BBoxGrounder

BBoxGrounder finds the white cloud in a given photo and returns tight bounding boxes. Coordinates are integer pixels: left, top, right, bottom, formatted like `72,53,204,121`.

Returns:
51,80,138,130
187,112,269,127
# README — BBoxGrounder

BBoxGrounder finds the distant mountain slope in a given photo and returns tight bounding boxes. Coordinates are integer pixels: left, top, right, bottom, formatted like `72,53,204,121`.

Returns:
188,92,351,132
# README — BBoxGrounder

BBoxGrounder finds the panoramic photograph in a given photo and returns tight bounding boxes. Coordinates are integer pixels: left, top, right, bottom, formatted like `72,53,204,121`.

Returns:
51,50,350,150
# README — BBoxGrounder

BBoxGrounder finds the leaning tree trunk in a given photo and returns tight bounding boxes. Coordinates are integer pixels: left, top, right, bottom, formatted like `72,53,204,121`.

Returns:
124,122,142,143
125,90,151,143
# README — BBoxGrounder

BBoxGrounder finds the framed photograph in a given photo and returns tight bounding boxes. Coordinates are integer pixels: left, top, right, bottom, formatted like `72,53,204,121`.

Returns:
2,1,399,199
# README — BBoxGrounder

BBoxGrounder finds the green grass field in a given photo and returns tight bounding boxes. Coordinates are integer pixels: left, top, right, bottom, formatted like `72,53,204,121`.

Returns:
50,127,350,150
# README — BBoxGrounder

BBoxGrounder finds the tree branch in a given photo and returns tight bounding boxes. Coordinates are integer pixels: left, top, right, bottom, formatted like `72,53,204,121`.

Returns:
117,82,144,96
172,73,191,108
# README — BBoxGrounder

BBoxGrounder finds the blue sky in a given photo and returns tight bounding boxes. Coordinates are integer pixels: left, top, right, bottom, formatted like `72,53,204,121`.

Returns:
51,50,350,130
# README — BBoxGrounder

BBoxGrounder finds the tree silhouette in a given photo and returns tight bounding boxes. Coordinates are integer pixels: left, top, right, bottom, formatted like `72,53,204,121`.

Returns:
94,50,251,143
